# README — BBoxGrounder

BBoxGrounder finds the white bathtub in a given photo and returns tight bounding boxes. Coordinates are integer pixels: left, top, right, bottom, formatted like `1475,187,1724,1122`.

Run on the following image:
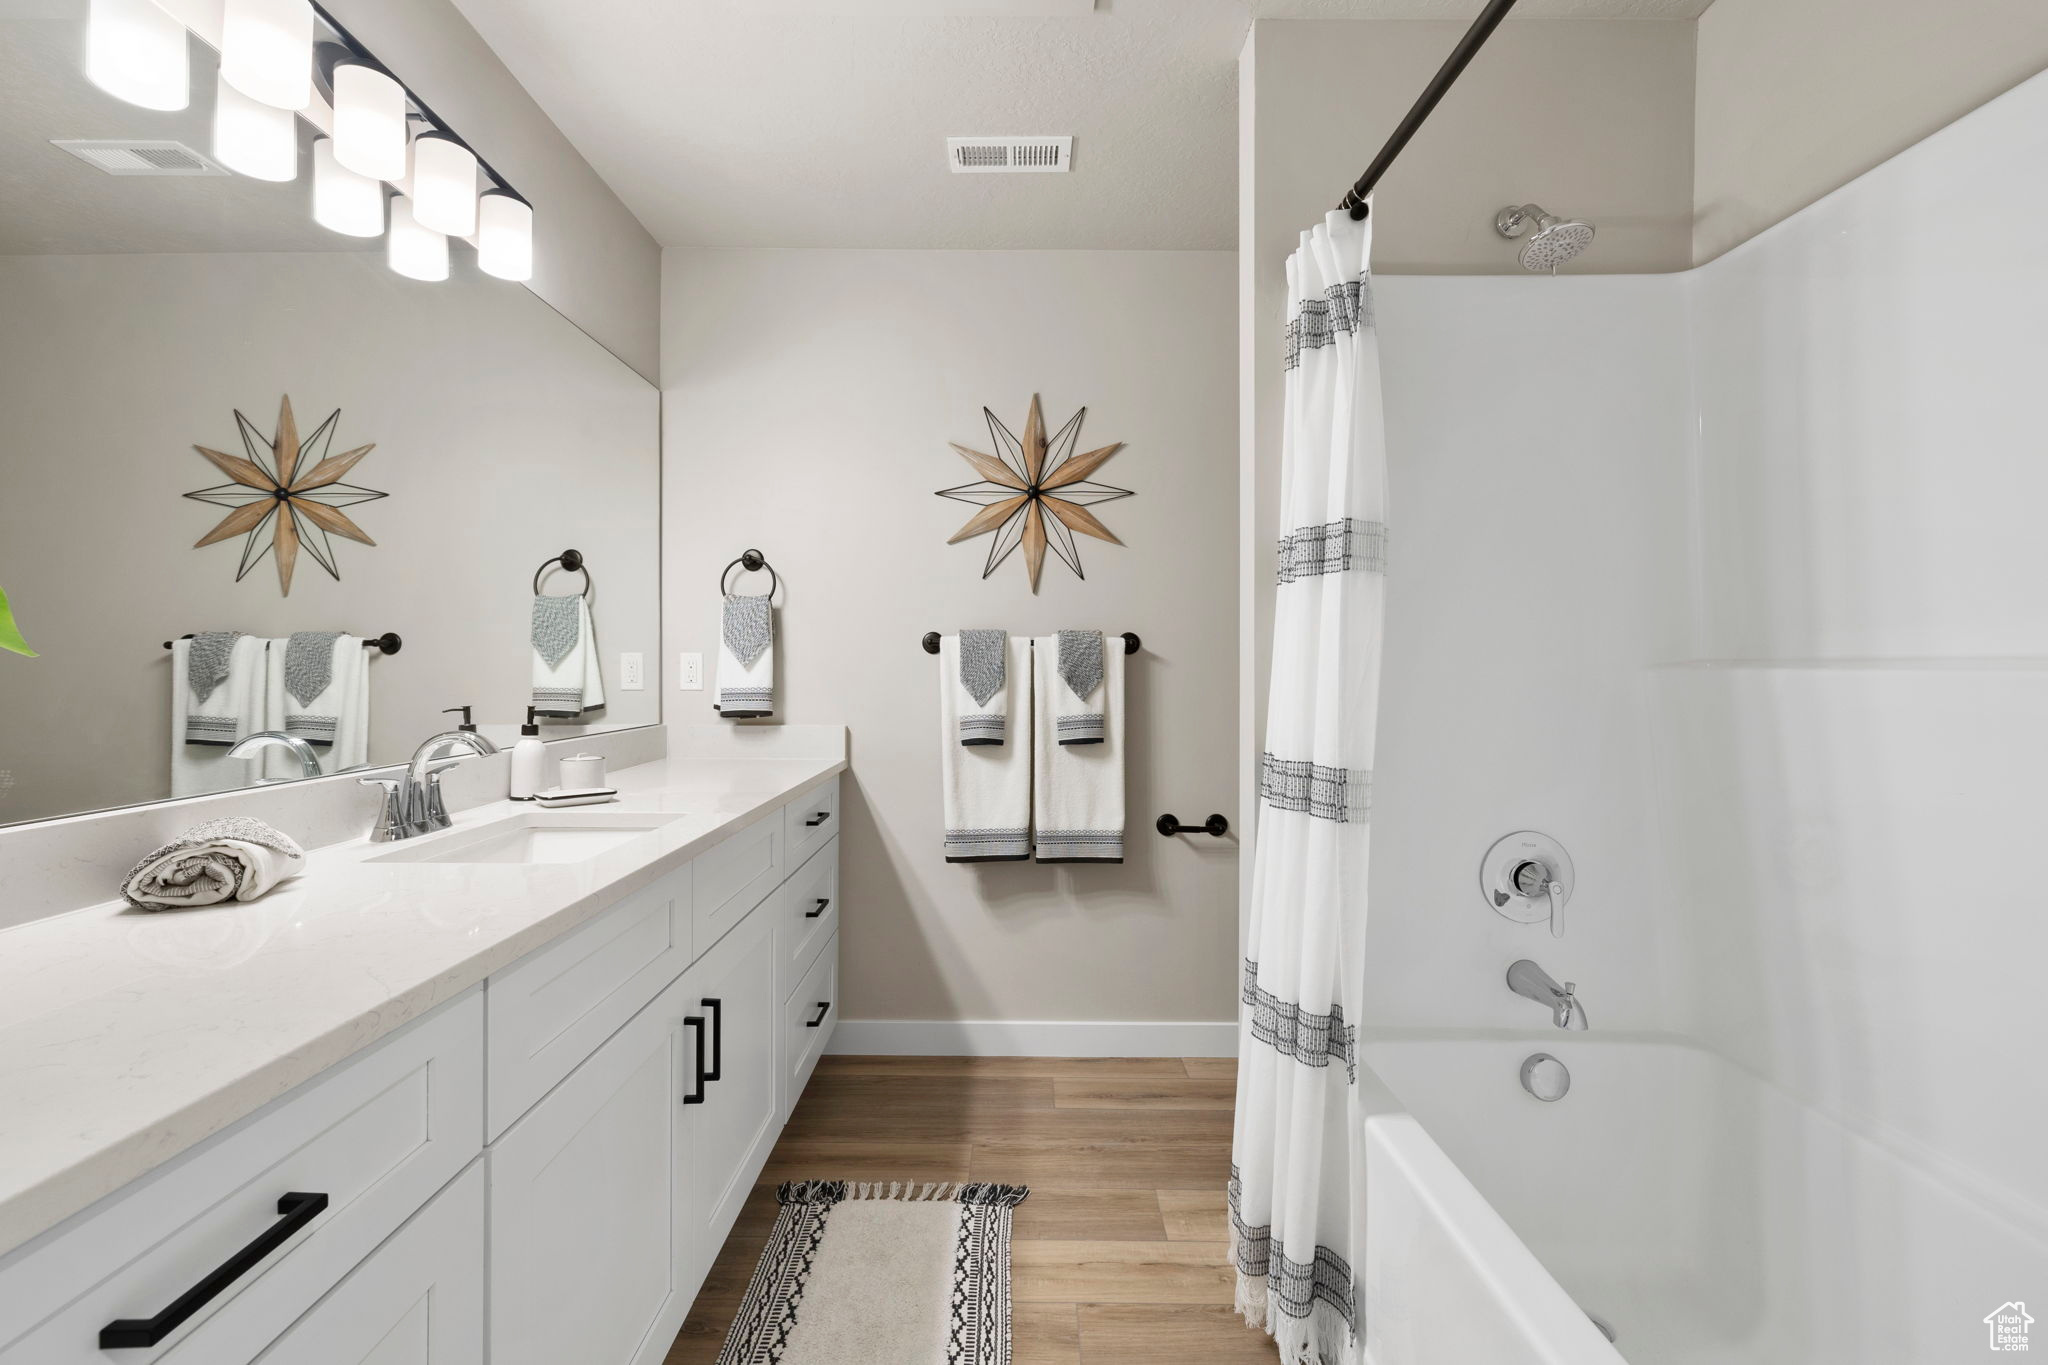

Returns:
1357,1033,2048,1365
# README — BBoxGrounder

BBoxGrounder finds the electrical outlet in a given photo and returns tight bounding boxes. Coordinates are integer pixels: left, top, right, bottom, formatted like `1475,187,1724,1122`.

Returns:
619,652,644,690
678,652,704,690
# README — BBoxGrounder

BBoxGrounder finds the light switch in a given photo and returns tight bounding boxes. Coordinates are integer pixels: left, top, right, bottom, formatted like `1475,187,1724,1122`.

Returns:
619,652,644,690
678,652,704,690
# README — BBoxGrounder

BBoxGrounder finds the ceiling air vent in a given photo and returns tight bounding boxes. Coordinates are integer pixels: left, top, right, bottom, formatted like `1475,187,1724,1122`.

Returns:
51,139,229,176
946,137,1073,174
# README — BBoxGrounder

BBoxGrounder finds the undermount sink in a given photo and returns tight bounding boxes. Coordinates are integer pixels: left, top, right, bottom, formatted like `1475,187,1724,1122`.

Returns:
368,810,686,865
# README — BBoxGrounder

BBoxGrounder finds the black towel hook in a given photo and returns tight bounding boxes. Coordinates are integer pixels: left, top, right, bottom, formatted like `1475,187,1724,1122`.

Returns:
533,549,589,597
720,548,779,599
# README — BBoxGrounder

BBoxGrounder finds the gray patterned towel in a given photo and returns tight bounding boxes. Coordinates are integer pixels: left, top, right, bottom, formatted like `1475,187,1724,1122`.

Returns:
1055,629,1106,746
122,816,305,910
179,632,262,748
957,629,1009,745
716,594,774,718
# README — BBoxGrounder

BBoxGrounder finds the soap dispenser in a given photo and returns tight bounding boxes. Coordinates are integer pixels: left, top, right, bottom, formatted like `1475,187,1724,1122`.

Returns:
441,705,480,734
510,707,544,800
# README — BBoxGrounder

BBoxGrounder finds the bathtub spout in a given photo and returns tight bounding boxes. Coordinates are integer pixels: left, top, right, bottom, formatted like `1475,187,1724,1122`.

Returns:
1506,960,1589,1030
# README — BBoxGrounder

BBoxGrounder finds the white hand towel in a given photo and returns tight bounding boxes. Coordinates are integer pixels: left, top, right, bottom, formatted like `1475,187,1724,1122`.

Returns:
122,816,305,910
1032,635,1125,862
259,633,370,780
1053,629,1106,745
940,634,1032,861
171,633,267,797
533,594,606,718
716,592,775,718
956,628,1010,745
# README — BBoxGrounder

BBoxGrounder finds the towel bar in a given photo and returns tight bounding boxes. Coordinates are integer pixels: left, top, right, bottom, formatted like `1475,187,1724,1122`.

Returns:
1157,813,1229,837
164,633,401,655
921,631,1139,655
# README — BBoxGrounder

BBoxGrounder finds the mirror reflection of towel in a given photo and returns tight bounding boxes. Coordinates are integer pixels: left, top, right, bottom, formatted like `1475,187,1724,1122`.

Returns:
171,634,266,797
260,633,369,779
533,594,606,718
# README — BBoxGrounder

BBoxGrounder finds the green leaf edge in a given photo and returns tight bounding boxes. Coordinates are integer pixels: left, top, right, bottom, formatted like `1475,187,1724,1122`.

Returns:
0,583,38,657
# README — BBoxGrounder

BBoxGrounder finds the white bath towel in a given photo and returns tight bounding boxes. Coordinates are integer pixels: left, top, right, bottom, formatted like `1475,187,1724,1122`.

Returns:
532,594,606,718
939,634,1032,861
260,633,369,780
1032,635,1125,862
122,816,305,910
171,633,267,797
956,628,1010,745
1052,629,1106,745
716,592,775,718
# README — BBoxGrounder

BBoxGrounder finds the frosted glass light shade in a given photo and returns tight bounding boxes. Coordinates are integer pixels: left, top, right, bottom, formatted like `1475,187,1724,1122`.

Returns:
85,0,189,112
411,134,478,237
331,60,407,181
213,76,297,181
387,195,448,282
219,0,313,111
313,139,384,237
477,191,533,282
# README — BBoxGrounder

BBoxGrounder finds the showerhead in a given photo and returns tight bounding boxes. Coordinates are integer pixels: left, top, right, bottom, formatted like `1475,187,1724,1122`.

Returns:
1495,204,1595,273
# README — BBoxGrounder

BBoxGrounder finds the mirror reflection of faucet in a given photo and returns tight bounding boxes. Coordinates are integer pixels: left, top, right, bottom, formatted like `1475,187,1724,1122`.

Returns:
1481,830,1573,938
1507,959,1589,1030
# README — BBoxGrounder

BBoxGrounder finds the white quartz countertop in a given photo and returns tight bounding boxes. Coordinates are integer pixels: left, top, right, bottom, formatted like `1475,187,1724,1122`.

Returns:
0,752,846,1260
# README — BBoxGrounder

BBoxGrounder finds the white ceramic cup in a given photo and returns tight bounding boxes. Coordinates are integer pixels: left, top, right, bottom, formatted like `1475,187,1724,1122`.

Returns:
557,752,607,789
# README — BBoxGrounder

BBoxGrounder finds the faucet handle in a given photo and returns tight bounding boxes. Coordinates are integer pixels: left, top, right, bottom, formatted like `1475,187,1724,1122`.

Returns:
357,776,406,843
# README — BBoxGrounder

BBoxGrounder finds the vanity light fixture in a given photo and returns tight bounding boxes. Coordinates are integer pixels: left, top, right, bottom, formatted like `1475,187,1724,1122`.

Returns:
311,138,383,236
477,190,534,282
410,132,479,237
387,195,449,282
212,75,298,182
329,58,408,181
220,0,315,111
84,0,189,112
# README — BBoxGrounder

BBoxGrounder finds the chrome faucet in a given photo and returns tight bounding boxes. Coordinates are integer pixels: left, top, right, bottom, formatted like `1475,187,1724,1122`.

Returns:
358,727,499,842
1507,959,1588,1030
227,731,322,780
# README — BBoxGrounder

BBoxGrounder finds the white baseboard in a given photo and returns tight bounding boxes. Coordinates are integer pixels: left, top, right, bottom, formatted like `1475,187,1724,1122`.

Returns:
826,1019,1238,1058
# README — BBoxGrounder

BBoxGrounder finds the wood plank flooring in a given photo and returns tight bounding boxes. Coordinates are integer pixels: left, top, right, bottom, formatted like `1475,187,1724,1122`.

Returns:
661,1055,1276,1365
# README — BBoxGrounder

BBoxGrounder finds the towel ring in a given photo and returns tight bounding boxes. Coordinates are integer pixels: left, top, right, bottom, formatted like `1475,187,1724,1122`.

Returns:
720,548,778,599
533,549,589,597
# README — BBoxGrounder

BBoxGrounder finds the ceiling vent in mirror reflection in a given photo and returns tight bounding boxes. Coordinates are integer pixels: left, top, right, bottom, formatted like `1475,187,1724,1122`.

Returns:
51,139,229,176
946,136,1072,173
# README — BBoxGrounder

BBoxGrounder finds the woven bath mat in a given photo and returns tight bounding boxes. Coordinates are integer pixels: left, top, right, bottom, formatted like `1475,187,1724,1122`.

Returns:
716,1181,1029,1365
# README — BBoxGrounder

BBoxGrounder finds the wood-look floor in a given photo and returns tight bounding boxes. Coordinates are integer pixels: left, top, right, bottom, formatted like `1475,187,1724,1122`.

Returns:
662,1055,1277,1365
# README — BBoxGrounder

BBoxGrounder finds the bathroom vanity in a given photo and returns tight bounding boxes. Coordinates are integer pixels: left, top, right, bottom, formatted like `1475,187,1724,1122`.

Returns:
0,756,844,1365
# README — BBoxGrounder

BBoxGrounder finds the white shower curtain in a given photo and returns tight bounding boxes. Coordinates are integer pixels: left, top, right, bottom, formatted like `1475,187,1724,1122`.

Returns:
1230,209,1387,1365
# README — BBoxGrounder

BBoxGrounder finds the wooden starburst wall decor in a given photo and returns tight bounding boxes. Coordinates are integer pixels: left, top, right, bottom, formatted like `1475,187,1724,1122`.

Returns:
186,396,385,597
937,394,1131,592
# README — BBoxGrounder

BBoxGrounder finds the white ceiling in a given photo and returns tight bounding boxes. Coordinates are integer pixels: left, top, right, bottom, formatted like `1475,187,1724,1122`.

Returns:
449,0,1714,252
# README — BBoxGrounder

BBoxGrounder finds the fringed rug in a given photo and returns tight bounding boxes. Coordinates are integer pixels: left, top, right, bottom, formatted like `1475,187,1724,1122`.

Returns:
717,1181,1029,1365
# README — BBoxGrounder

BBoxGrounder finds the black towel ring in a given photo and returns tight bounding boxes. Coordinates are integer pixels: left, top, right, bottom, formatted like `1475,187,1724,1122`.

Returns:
533,548,590,597
720,548,779,599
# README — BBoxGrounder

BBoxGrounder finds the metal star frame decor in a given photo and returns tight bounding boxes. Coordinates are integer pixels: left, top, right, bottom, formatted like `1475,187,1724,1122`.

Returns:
937,393,1131,592
186,396,384,597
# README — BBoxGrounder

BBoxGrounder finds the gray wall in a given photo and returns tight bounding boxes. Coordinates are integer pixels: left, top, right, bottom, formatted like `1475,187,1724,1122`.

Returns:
1693,0,2048,263
662,247,1239,1026
0,250,659,826
324,0,662,381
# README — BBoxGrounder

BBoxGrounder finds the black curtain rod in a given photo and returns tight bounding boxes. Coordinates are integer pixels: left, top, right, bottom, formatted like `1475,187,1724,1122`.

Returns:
1337,0,1522,220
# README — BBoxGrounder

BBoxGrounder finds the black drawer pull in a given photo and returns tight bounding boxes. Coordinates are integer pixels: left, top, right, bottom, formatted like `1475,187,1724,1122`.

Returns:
806,1001,831,1028
804,811,830,827
683,1016,707,1104
99,1192,330,1349
806,897,830,919
702,998,723,1082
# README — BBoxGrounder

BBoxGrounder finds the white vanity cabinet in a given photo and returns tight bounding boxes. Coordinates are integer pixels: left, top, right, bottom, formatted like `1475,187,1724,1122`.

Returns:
0,773,843,1365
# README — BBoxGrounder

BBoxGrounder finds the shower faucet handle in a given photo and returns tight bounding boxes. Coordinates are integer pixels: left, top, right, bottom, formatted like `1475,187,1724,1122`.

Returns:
1547,879,1565,939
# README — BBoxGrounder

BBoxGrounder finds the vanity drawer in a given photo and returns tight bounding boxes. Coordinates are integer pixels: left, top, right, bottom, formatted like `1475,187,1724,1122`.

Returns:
692,814,781,954
782,777,839,868
0,992,483,1365
485,866,692,1139
783,933,838,1115
775,837,839,1003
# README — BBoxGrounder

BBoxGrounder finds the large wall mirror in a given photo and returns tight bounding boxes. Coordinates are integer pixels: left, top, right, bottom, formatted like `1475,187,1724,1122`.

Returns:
0,1,660,828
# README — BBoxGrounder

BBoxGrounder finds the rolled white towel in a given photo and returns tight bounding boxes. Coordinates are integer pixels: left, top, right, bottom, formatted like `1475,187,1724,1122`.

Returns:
121,817,305,911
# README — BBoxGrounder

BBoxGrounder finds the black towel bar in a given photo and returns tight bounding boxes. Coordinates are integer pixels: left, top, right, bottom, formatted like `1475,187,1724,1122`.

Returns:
1157,813,1229,837
164,633,400,654
921,631,1139,655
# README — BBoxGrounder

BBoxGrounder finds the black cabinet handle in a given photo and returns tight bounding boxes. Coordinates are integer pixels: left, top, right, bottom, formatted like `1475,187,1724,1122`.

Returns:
804,811,830,827
683,1016,706,1104
99,1192,330,1348
806,1001,831,1028
806,898,830,919
702,998,723,1082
